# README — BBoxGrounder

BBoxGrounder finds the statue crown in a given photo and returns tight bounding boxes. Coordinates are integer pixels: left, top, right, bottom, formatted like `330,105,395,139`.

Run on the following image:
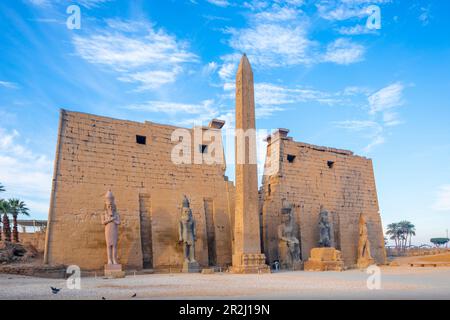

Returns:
105,190,115,204
182,195,190,208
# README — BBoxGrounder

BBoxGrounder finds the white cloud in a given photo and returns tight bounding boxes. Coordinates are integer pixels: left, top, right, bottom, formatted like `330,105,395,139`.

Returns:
218,62,237,81
419,7,431,26
255,82,337,105
220,1,371,72
252,5,301,21
383,111,403,127
223,81,346,118
0,81,19,89
337,24,377,35
117,68,182,91
317,0,391,21
0,128,52,218
202,62,219,76
363,134,385,153
323,38,365,65
126,99,217,116
73,19,197,90
26,0,112,8
433,185,450,212
124,99,229,127
334,120,380,131
334,120,385,152
206,0,230,7
368,82,404,115
334,82,407,152
227,23,317,67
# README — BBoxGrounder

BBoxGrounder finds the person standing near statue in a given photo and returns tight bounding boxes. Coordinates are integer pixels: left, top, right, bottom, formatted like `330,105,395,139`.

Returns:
179,195,200,272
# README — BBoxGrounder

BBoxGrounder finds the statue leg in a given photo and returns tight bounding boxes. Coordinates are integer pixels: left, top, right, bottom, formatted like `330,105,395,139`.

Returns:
295,243,301,261
184,243,189,262
287,243,293,267
112,244,118,264
107,245,113,264
189,244,195,262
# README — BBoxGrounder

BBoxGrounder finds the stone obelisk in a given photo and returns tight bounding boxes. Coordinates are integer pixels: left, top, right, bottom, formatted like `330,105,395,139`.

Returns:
231,54,270,273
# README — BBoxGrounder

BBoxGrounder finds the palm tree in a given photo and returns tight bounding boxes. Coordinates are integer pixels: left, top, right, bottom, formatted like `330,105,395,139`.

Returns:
398,220,416,249
8,199,30,242
406,222,416,247
386,223,400,249
0,200,11,242
0,183,4,193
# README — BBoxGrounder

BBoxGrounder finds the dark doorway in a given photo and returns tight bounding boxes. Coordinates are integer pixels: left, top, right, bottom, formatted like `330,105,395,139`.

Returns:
203,198,216,266
139,194,153,269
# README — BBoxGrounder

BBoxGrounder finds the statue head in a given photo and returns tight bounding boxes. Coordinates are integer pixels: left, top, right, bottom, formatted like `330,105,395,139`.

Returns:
104,190,117,216
281,202,293,224
319,205,329,222
181,195,192,220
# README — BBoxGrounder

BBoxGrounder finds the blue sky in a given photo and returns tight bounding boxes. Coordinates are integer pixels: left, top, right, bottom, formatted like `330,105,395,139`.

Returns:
0,0,449,245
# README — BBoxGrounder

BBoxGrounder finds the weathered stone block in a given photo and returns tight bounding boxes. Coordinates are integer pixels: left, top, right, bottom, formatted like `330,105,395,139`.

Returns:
304,248,344,272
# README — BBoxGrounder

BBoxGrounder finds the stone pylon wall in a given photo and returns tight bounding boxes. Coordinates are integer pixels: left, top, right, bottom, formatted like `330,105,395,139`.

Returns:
261,132,386,267
44,110,233,271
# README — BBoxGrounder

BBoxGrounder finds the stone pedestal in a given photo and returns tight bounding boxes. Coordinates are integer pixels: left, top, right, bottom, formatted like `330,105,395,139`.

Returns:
357,257,375,269
104,264,125,278
231,253,271,274
182,261,201,273
304,248,344,272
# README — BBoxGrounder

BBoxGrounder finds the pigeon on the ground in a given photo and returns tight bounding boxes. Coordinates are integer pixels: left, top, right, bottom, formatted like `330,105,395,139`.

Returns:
131,293,137,298
102,297,106,300
51,287,61,294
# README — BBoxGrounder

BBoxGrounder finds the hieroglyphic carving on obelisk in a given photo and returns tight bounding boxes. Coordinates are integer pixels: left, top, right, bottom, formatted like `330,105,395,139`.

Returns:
232,54,270,273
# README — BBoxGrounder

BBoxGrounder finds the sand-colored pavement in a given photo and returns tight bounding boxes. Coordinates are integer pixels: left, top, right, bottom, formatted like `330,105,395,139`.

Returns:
1,266,450,300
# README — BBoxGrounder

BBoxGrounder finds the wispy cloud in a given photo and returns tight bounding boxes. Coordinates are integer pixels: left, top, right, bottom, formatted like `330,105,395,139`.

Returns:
323,38,365,65
0,81,19,89
226,23,316,67
72,19,198,90
126,99,217,116
368,82,404,115
0,128,52,217
334,82,407,152
26,0,113,8
316,0,391,21
418,6,432,26
433,185,450,212
206,0,231,7
222,81,355,118
202,61,219,76
334,120,384,153
123,99,229,127
217,0,377,76
337,24,377,35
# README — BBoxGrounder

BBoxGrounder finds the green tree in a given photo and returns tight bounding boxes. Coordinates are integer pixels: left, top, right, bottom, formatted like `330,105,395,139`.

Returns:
0,183,5,193
387,221,416,251
430,238,449,247
0,199,11,242
8,199,30,242
386,223,401,249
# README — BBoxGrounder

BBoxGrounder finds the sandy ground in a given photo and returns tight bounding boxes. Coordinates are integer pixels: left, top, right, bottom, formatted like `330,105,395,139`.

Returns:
392,253,450,264
1,266,450,300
